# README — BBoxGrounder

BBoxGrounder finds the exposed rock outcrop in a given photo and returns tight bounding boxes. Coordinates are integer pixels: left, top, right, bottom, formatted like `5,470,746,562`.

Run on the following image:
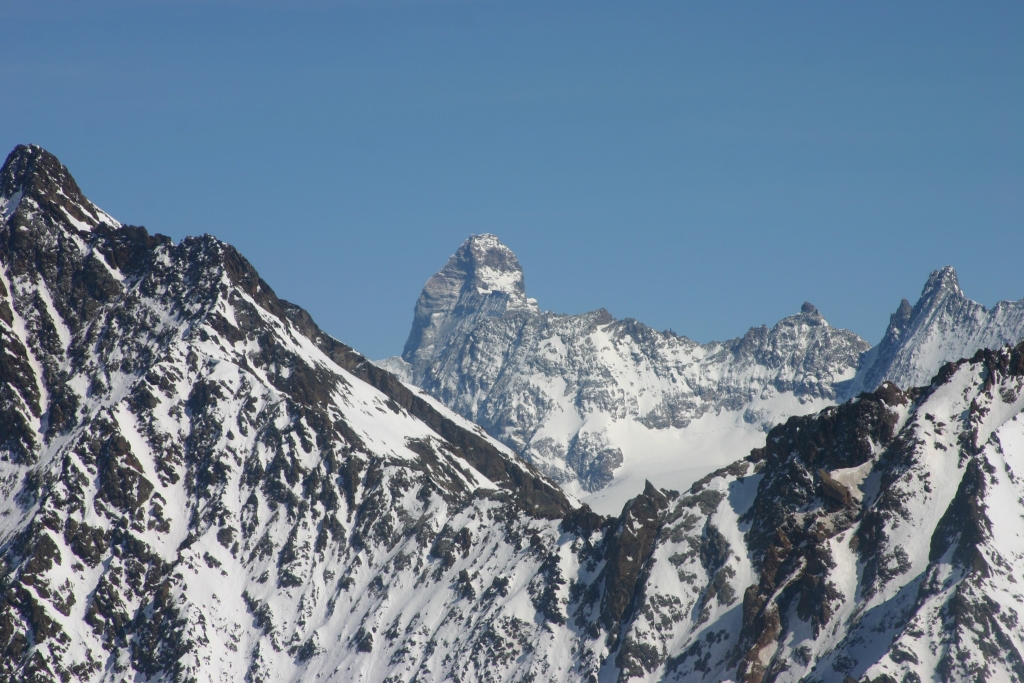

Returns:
4,145,1024,683
391,235,870,507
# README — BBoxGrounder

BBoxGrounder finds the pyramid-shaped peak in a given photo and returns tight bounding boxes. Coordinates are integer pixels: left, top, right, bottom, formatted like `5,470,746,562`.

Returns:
921,266,961,299
402,234,538,365
0,144,118,229
1,144,81,200
448,233,529,300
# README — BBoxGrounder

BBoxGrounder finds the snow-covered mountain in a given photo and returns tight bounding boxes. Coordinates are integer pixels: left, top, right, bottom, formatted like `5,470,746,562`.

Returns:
389,237,1024,515
0,145,581,682
846,265,1024,397
5,145,1024,683
614,347,1024,683
388,235,871,513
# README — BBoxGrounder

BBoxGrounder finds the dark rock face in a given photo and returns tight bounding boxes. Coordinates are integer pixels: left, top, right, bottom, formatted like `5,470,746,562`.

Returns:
390,234,871,495
602,481,669,632
0,146,611,683
3,145,1024,683
402,233,537,368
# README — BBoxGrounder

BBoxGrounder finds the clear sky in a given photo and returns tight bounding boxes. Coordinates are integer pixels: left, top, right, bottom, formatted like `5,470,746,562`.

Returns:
3,1,1022,359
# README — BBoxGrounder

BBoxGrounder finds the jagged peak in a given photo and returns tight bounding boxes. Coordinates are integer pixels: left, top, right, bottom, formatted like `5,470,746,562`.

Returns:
920,265,962,302
881,268,963,344
449,233,532,303
883,267,964,342
847,265,1011,398
0,143,118,229
890,298,914,333
1,144,78,200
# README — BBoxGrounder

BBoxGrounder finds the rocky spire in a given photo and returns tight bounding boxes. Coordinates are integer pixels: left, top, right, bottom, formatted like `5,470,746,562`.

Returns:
920,265,962,301
847,265,1024,396
888,298,914,339
402,234,539,370
0,144,118,229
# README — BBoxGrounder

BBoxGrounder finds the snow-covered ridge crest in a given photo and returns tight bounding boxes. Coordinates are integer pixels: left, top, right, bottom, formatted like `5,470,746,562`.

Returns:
6,145,1024,682
392,235,871,511
847,264,1024,396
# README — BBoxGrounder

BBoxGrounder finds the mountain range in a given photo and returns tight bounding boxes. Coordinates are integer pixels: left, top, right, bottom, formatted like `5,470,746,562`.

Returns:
382,234,1024,514
3,145,1024,683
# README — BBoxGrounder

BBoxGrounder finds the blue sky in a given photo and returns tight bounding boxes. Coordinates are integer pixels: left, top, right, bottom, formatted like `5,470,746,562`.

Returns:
2,1,1021,359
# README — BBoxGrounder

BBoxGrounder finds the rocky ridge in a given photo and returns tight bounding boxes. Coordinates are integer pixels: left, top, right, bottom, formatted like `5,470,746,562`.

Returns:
389,235,871,510
846,265,1024,397
3,145,1024,682
0,145,594,682
610,344,1024,682
389,237,1024,514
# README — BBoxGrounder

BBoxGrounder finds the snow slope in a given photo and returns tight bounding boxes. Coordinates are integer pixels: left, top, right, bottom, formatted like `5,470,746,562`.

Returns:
846,265,1024,397
388,235,869,512
5,145,1024,683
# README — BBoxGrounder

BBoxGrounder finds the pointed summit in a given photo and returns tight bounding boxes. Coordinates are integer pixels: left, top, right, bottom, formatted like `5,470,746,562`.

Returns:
847,266,1024,396
454,233,531,302
891,298,913,332
402,234,539,368
0,144,118,229
920,265,962,302
1,144,78,199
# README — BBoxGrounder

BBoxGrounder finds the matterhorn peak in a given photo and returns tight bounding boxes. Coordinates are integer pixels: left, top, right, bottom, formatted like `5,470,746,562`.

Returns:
456,233,532,302
401,234,539,366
